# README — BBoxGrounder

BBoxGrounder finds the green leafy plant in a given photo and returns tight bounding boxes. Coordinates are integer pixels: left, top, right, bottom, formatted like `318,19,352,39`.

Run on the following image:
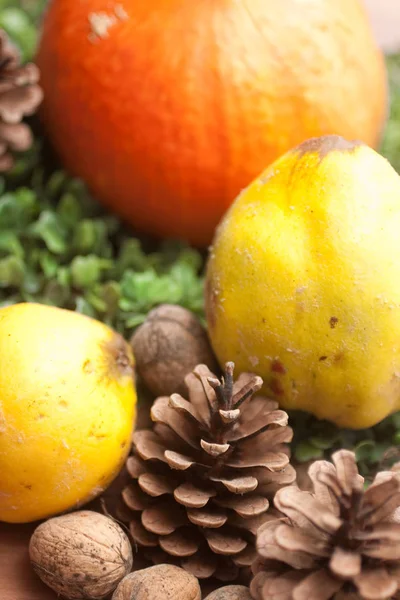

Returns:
0,165,205,333
0,0,46,61
291,410,400,477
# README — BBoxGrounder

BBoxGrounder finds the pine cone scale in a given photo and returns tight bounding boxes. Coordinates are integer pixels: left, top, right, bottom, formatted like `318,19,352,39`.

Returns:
174,482,216,507
138,472,174,496
159,529,199,557
308,462,340,514
233,545,257,567
214,494,269,517
142,502,186,535
225,450,289,470
122,482,148,511
240,426,294,452
329,547,361,578
257,521,317,570
354,568,398,600
182,554,216,579
257,464,298,496
274,486,343,533
292,569,343,600
209,473,259,494
129,518,158,547
169,393,202,422
332,451,363,496
0,121,32,151
0,85,42,122
229,376,263,409
201,439,231,457
232,512,278,537
187,507,228,528
361,479,400,525
273,523,330,557
251,569,304,600
133,430,166,461
151,396,201,446
186,366,216,424
355,522,400,543
363,541,400,561
126,455,146,478
165,449,196,469
227,410,288,442
205,529,248,555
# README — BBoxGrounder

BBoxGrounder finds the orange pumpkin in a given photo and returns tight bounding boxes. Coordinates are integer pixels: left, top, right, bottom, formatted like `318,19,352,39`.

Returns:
36,0,387,246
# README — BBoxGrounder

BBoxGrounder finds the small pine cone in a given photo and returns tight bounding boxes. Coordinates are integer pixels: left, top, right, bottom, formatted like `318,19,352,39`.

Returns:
0,30,43,172
120,362,296,583
251,450,400,600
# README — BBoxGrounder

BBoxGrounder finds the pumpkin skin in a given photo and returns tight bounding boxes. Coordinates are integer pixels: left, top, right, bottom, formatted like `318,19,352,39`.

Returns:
36,0,387,246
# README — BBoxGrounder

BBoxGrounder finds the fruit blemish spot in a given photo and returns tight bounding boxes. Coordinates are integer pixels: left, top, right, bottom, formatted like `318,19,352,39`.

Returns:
330,316,339,328
295,135,362,160
88,5,128,42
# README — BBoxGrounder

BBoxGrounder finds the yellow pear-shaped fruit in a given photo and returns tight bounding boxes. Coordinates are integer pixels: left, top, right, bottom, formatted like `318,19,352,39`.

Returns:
0,303,137,523
205,135,400,429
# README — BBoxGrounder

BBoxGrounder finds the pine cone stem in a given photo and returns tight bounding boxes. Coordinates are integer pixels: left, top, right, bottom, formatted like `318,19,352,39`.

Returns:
206,363,263,444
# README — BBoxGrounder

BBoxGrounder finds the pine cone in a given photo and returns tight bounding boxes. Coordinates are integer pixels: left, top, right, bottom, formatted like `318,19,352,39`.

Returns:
0,30,43,172
120,362,296,583
251,450,400,600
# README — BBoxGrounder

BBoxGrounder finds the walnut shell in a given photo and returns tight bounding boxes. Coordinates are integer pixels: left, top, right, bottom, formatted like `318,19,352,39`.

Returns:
29,510,133,600
131,304,218,396
112,564,201,600
204,585,253,600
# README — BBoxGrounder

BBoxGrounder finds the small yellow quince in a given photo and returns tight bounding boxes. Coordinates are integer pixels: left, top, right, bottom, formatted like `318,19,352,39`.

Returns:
206,135,400,429
0,303,137,523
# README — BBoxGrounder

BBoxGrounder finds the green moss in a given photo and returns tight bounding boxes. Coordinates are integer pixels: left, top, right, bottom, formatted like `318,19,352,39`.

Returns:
0,167,205,331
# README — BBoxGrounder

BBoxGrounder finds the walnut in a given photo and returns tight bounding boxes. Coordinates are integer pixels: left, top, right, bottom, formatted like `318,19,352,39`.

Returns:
131,304,218,396
29,510,133,600
204,586,253,600
112,564,201,600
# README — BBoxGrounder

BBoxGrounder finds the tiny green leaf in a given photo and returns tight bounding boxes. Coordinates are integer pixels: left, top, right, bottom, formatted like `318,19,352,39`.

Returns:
0,255,25,287
70,255,113,289
294,441,324,463
29,211,68,254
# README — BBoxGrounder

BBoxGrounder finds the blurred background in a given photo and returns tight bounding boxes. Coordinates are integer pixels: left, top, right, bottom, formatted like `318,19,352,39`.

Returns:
365,0,399,52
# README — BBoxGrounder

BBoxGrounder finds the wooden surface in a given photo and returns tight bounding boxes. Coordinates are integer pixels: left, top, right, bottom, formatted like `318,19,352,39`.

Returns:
0,523,57,600
1,2,399,599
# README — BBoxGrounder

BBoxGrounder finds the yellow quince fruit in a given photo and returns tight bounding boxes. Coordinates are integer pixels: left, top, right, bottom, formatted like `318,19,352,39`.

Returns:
205,135,400,429
0,303,137,523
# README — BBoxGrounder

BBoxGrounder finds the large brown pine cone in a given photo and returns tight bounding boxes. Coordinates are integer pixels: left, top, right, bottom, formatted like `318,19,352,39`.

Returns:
119,362,296,583
251,450,400,600
0,30,43,171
